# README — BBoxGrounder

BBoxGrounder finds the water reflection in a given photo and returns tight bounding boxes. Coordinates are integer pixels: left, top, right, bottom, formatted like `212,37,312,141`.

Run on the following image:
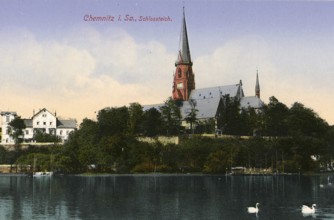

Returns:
0,174,334,219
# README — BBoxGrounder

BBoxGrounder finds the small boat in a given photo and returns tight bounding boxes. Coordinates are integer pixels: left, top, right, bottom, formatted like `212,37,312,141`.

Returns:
33,171,54,177
32,155,54,177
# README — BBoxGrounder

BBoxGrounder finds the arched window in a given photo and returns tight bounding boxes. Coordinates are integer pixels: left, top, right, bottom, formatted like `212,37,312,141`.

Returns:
178,68,182,77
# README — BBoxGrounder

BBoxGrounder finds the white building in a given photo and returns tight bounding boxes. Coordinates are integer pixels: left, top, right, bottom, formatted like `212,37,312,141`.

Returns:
1,108,76,144
1,111,18,143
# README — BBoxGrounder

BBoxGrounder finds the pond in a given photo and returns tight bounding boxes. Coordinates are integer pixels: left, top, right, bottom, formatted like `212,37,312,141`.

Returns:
0,174,334,219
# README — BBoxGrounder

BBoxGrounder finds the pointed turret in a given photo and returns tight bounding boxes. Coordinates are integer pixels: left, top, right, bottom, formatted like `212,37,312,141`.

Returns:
175,7,192,66
255,69,260,98
172,7,195,101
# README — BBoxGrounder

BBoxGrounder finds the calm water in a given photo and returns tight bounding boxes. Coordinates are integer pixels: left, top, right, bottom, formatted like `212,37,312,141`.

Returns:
0,174,334,220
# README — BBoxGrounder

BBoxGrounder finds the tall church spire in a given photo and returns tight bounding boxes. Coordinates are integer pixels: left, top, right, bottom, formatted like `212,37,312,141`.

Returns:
172,7,195,101
175,7,192,66
255,69,260,98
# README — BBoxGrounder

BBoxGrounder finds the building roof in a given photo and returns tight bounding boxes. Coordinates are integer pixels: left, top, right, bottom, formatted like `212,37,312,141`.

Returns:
23,119,33,128
32,108,55,119
189,83,244,101
22,118,77,129
1,111,17,116
143,82,259,121
240,96,265,109
57,119,77,128
142,104,164,112
180,97,222,120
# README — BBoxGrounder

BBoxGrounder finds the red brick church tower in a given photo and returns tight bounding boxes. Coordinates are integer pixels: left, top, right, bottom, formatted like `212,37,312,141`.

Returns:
172,8,195,101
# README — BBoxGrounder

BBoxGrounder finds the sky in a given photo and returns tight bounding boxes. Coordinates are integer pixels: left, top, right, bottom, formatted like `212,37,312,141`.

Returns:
0,0,334,125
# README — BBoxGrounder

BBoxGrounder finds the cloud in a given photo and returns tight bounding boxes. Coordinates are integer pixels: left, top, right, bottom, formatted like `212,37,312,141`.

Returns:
193,34,334,124
0,27,175,123
194,35,274,95
0,28,333,125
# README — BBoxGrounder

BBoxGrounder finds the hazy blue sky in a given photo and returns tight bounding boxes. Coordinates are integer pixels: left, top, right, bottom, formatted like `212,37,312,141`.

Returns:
1,0,334,124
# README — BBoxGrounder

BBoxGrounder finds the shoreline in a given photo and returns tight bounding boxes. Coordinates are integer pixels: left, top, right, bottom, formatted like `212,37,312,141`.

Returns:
2,171,334,177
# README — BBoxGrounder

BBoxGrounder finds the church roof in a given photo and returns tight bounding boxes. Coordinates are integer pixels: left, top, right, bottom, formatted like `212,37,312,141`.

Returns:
180,97,221,120
189,84,243,100
240,96,265,109
142,103,164,112
175,7,192,66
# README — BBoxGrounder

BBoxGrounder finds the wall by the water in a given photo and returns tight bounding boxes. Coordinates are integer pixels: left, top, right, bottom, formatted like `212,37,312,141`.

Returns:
0,143,57,151
0,164,30,173
137,136,179,145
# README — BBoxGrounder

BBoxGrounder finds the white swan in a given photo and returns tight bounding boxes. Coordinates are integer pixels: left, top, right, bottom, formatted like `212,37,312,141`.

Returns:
247,203,259,213
301,204,316,214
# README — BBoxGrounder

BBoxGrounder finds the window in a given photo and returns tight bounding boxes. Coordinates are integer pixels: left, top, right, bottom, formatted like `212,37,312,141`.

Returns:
50,122,52,125
26,130,29,135
177,82,183,89
43,122,46,125
37,121,39,125
60,130,63,135
6,116,9,122
178,68,182,77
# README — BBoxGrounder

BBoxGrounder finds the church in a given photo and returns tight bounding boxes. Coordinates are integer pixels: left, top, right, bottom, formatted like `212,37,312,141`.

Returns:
145,9,264,130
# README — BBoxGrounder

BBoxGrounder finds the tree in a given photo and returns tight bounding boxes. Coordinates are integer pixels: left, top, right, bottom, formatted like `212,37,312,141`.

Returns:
61,118,98,173
8,117,26,144
185,99,198,134
287,102,329,138
217,95,241,135
160,97,182,136
97,106,129,137
263,96,289,137
141,108,163,137
128,102,143,136
34,129,61,143
76,119,99,169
